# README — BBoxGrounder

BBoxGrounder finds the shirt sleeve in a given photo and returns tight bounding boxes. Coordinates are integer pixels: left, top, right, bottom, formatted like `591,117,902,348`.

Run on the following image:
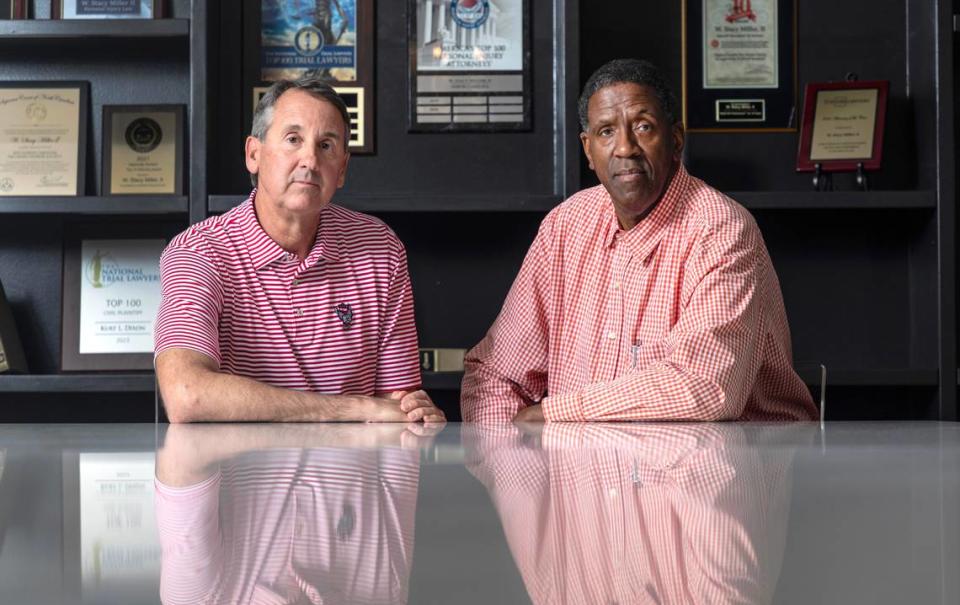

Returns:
460,217,553,422
543,214,766,422
154,243,224,365
374,235,422,393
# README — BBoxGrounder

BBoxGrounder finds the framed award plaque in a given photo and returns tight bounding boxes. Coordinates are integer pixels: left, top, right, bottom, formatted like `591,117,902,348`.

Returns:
682,0,797,132
2,0,26,18
409,0,532,132
61,232,166,371
52,0,161,19
259,0,374,153
0,81,89,197
796,80,889,173
102,105,184,196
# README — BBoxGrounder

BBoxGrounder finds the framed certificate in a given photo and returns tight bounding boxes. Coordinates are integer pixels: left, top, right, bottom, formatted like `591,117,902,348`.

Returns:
682,0,797,131
260,0,374,153
409,0,532,132
2,0,27,18
62,235,166,371
0,82,89,197
253,84,367,152
103,105,184,196
52,0,161,19
796,80,889,173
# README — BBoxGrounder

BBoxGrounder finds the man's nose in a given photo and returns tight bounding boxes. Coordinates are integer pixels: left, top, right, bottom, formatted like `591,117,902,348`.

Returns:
298,144,320,169
613,127,641,158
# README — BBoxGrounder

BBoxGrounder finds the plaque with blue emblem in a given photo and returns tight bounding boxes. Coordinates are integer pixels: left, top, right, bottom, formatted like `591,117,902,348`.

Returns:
409,0,531,132
261,0,374,153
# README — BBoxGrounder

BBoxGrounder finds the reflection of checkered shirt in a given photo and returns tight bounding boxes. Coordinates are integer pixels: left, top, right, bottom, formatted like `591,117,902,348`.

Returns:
464,423,798,605
462,166,816,422
155,191,421,394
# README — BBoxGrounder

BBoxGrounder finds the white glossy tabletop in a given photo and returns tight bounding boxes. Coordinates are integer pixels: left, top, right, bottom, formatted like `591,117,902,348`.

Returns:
0,422,957,604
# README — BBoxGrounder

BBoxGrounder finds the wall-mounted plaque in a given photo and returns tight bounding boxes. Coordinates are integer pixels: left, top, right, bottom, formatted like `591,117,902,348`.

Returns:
0,280,28,374
0,82,88,197
103,105,184,195
682,0,797,131
260,0,374,153
253,84,366,151
796,80,889,173
62,237,165,371
53,0,161,19
2,0,27,18
409,0,531,132
419,347,466,373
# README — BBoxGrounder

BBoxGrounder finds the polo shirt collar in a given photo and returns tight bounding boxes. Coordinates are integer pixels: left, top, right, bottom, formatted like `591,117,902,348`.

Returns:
243,189,342,271
602,164,691,260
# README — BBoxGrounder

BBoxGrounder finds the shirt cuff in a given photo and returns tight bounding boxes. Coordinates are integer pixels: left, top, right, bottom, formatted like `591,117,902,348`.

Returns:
542,390,586,422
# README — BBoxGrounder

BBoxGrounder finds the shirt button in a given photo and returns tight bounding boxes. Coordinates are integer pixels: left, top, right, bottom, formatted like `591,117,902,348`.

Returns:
295,308,304,317
607,331,616,340
292,279,300,287
612,282,620,290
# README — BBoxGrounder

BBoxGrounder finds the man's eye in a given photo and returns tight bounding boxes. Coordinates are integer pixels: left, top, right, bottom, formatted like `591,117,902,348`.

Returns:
285,135,300,144
598,127,614,137
636,123,652,132
321,141,332,150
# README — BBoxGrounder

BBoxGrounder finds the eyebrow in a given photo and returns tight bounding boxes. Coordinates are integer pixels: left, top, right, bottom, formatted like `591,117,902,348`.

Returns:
281,124,342,140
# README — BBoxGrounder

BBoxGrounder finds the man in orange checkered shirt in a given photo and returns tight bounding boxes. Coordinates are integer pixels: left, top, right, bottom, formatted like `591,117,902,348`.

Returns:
461,59,817,423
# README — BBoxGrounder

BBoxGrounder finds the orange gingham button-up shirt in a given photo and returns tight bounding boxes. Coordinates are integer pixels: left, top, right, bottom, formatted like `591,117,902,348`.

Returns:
461,165,817,422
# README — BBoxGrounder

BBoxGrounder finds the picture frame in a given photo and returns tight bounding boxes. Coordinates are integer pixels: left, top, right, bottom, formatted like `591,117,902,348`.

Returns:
796,80,889,173
61,227,167,372
102,104,185,196
258,0,375,153
52,0,162,19
1,0,27,19
408,0,532,133
682,0,797,132
0,81,89,197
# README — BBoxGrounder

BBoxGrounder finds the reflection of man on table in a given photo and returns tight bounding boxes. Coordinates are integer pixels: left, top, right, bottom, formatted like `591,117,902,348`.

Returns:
156,424,434,605
461,59,816,423
465,423,801,604
155,78,444,424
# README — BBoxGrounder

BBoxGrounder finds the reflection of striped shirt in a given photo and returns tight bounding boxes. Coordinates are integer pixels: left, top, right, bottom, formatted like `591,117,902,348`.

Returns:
465,423,798,605
462,166,816,422
156,449,420,605
154,191,421,394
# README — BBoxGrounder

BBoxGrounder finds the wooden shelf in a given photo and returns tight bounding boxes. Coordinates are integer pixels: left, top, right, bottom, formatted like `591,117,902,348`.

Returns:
0,18,189,39
0,195,188,215
208,193,563,214
0,373,155,393
734,190,936,210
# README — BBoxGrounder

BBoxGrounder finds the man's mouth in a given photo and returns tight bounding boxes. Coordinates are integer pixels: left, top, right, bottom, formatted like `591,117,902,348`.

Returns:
613,167,647,181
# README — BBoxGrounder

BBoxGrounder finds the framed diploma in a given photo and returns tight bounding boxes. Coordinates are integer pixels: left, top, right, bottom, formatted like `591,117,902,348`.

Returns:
260,0,374,153
52,0,161,19
102,105,184,196
2,0,27,18
62,236,166,371
252,84,367,152
409,0,531,132
796,80,889,173
682,0,797,132
0,82,88,197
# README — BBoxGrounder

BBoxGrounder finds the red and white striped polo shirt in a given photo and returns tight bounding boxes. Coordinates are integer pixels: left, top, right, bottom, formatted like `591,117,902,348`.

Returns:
462,166,817,422
154,191,421,394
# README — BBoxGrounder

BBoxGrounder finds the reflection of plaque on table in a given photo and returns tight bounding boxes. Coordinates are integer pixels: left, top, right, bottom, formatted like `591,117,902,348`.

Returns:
0,280,28,374
260,0,374,153
682,0,797,131
52,0,161,19
409,0,531,132
253,84,366,151
62,237,165,371
796,80,888,173
0,82,88,196
2,1,27,19
103,105,184,195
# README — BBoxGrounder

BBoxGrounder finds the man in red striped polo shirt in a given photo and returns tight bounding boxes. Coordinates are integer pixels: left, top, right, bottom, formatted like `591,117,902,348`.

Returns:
155,78,444,424
461,59,817,423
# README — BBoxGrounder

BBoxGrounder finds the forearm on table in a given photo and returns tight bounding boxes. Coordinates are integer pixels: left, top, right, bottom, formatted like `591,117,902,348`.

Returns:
461,360,539,422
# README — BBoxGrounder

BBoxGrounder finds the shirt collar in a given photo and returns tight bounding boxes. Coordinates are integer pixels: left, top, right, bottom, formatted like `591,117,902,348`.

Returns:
241,189,342,271
602,164,691,259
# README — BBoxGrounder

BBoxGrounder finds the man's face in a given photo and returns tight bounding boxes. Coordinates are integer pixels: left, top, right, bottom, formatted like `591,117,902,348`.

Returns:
580,82,684,225
245,89,350,216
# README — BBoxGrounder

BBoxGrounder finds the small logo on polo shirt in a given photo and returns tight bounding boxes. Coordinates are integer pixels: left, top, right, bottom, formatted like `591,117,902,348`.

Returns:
334,302,354,327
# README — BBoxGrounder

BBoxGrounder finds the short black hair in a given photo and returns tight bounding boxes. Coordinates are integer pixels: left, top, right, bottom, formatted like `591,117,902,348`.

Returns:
578,59,679,132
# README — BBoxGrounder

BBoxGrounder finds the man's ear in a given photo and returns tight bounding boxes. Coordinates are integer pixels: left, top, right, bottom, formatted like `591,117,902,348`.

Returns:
580,131,595,170
671,122,685,162
337,151,350,188
244,136,261,178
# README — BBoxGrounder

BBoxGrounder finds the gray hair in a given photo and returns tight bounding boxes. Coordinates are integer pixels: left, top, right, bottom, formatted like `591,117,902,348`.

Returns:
578,59,679,132
249,77,351,186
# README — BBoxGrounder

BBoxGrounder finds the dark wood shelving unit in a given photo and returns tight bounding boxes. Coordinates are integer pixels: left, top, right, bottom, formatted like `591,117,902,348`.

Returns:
0,196,189,215
735,190,937,210
0,373,155,393
208,193,565,214
0,18,189,39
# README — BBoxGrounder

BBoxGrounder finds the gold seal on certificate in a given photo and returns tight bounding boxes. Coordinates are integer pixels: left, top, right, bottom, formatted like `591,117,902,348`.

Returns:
0,82,88,196
61,237,165,371
103,105,184,195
